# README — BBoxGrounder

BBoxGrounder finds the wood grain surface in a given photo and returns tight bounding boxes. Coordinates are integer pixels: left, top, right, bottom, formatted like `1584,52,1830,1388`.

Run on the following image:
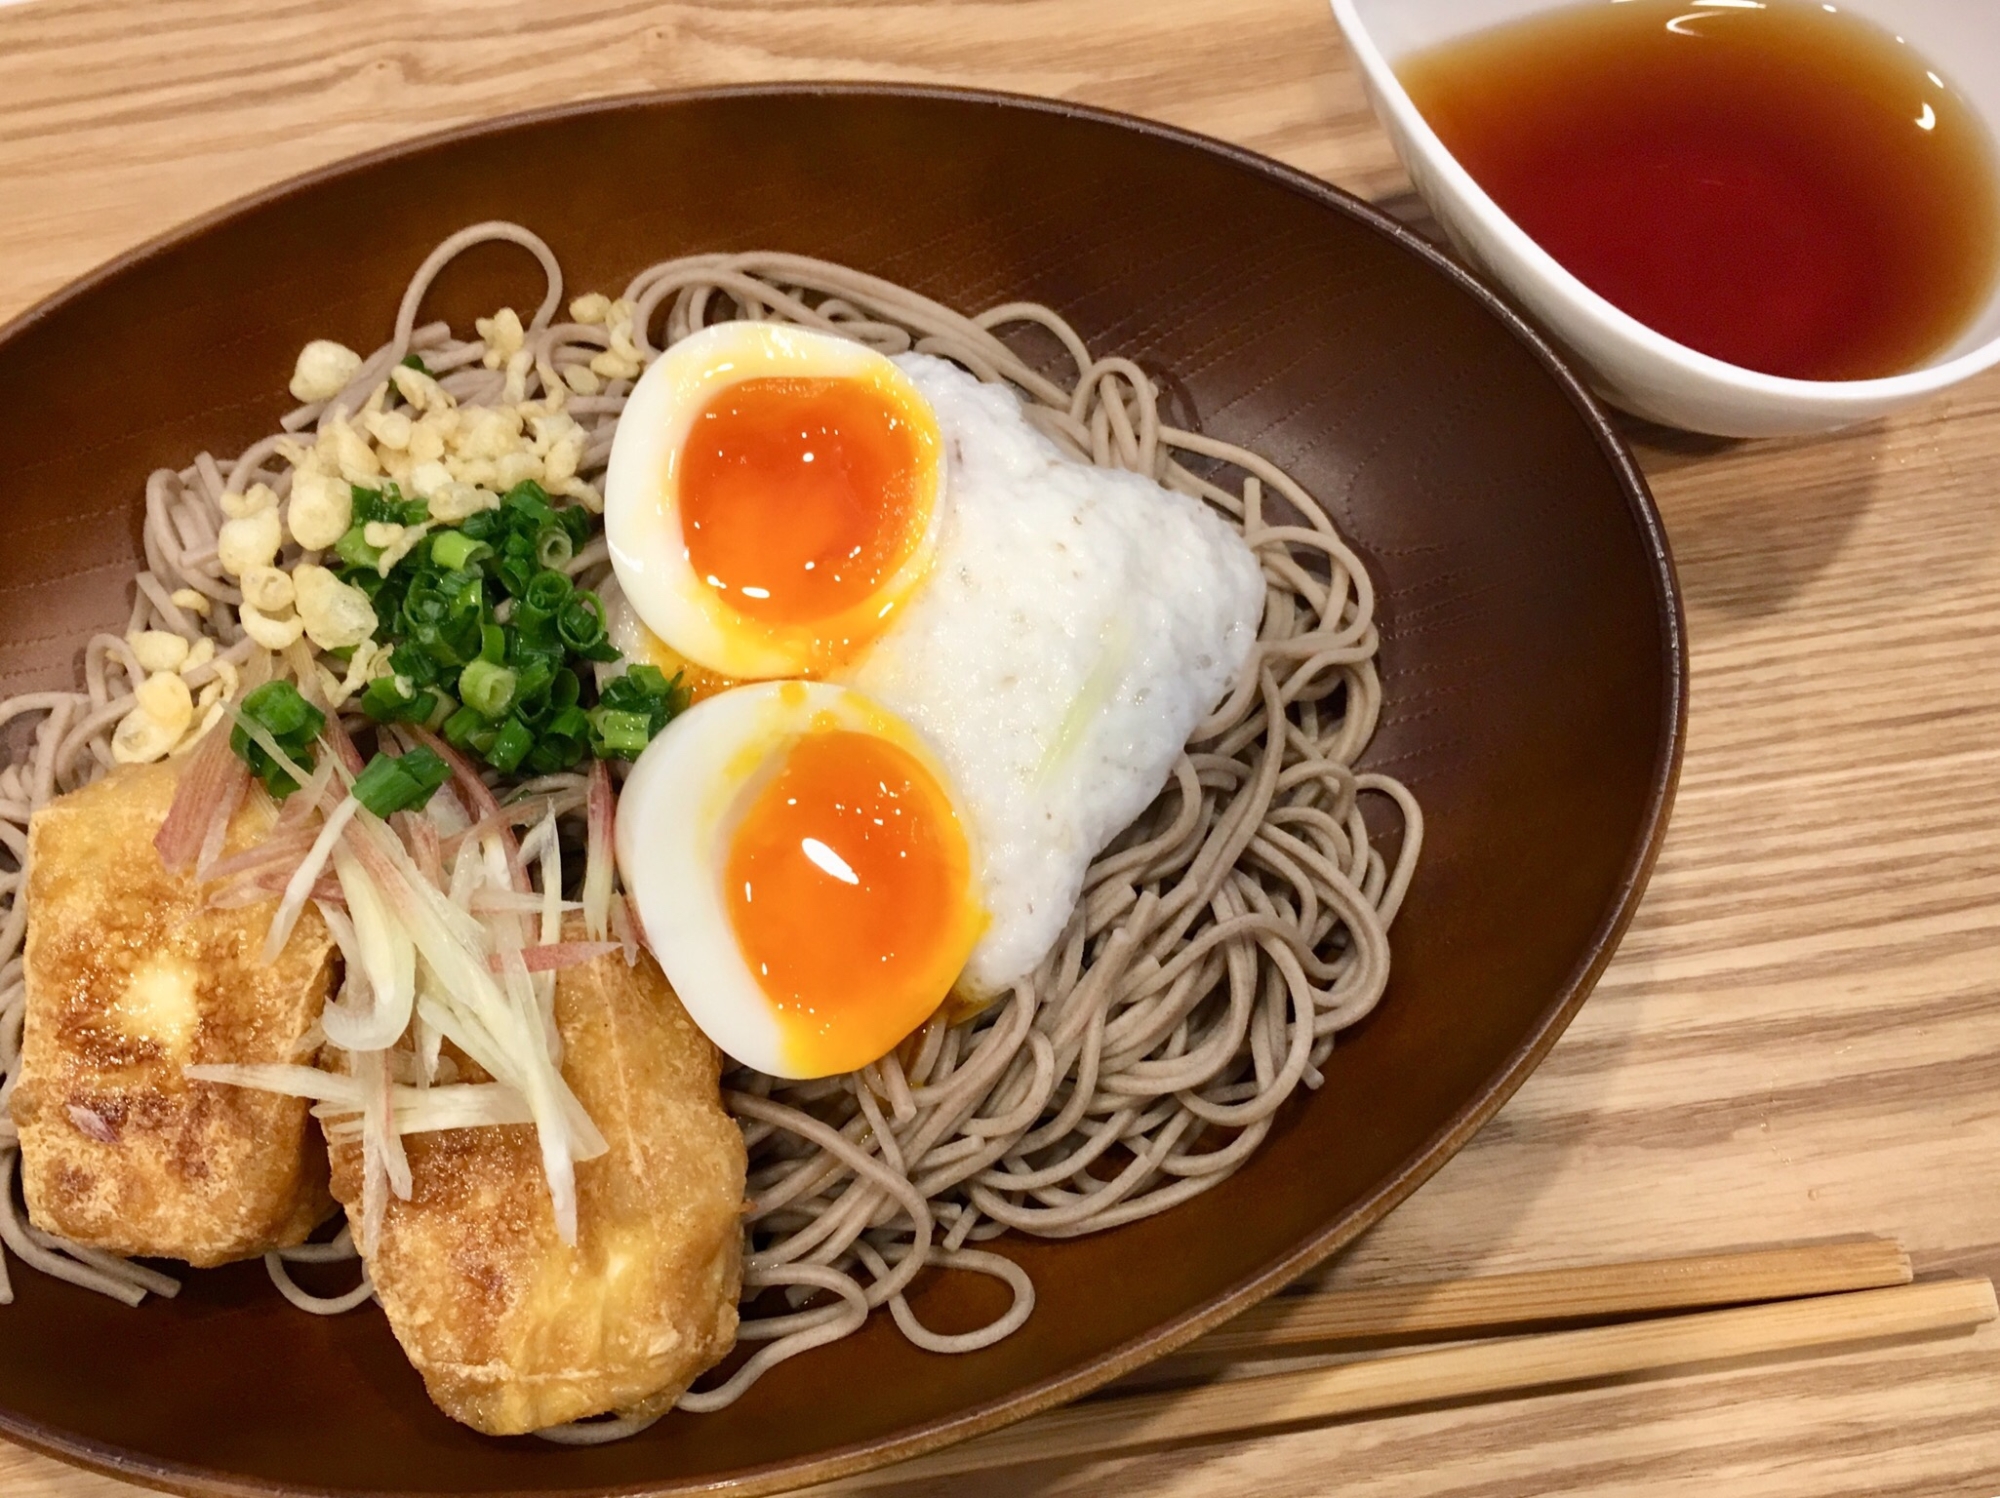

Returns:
3,1,1999,1495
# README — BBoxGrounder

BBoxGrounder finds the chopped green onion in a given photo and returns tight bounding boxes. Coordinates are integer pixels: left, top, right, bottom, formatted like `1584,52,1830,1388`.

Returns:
536,704,591,771
400,353,431,375
458,659,518,719
430,530,489,573
588,707,654,758
229,680,324,797
556,504,592,545
339,565,390,603
497,555,533,599
510,660,555,725
335,524,383,571
511,599,553,649
504,481,555,528
359,674,413,721
524,569,572,613
389,642,439,687
441,704,486,749
545,703,589,742
349,482,421,529
600,664,672,712
556,591,610,655
351,746,452,817
535,527,573,570
486,717,534,774
241,679,316,737
303,456,692,782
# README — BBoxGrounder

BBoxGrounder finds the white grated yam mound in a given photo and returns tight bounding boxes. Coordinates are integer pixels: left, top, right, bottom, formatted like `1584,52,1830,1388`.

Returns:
847,354,1265,997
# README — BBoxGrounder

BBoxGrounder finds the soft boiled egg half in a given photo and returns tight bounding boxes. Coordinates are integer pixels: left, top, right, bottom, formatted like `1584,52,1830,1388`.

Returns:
608,327,1265,1083
617,681,986,1080
603,322,946,681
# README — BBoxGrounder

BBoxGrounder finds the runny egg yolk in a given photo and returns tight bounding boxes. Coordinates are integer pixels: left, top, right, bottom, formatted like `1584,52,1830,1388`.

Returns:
680,376,931,650
723,726,982,1076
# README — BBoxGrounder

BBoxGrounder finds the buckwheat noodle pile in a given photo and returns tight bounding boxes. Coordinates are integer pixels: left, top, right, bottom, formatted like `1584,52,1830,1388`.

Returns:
0,224,1421,1435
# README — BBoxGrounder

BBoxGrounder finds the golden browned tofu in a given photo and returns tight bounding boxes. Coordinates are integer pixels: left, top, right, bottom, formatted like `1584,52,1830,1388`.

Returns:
12,759,336,1266
332,932,746,1436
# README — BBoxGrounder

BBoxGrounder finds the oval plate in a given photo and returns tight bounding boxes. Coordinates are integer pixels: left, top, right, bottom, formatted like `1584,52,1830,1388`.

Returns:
0,85,1682,1498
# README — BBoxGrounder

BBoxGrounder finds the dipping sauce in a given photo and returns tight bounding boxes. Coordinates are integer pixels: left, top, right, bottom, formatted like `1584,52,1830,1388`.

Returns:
1399,0,2000,381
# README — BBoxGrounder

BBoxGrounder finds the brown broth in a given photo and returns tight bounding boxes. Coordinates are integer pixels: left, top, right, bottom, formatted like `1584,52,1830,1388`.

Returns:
1399,0,2000,381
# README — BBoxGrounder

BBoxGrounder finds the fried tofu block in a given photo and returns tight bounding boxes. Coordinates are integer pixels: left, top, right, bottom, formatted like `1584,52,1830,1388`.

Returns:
332,932,746,1436
12,759,336,1266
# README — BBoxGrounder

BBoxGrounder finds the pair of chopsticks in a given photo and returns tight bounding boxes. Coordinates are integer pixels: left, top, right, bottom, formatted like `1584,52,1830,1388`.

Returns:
820,1239,1994,1490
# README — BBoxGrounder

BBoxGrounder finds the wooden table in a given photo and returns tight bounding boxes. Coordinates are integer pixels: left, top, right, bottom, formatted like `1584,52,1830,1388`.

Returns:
5,1,2000,1493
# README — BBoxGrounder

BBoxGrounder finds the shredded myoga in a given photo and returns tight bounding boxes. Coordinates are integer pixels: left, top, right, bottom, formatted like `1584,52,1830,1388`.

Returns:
0,223,1420,1434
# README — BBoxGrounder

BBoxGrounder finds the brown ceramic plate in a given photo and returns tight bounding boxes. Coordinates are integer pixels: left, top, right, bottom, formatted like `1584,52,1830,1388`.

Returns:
0,85,1682,1497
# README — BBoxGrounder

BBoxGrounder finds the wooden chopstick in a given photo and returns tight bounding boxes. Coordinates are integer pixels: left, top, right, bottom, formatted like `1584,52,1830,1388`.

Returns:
839,1278,1994,1488
1191,1238,1912,1359
819,1272,1994,1492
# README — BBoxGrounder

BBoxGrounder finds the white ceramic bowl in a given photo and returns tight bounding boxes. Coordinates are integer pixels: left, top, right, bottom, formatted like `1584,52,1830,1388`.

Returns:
1331,0,2000,436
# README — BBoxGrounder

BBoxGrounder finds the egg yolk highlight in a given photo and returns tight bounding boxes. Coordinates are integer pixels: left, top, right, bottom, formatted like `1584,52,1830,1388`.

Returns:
724,727,980,1076
678,375,933,648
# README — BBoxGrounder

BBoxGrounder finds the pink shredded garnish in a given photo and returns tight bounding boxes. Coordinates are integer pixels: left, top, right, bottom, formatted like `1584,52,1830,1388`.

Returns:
438,798,547,852
342,815,421,911
323,711,366,777
359,1053,388,1256
409,726,528,893
67,1103,118,1144
209,824,330,884
396,810,444,890
583,757,615,943
359,1047,412,1203
470,889,577,915
487,941,619,975
193,761,250,884
155,723,245,873
203,826,319,885
225,867,343,908
611,894,646,967
275,755,339,827
426,782,471,835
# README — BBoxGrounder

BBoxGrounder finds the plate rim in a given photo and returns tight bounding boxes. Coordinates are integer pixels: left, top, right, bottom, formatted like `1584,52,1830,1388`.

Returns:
0,79,1688,1498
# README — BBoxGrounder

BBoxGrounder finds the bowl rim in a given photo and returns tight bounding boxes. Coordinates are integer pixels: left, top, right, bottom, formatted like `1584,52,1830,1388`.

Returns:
1329,0,2000,410
0,80,1689,1498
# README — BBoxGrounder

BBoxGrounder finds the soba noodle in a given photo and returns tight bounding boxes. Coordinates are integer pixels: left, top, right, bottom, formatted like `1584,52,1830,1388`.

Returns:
0,225,1420,1430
